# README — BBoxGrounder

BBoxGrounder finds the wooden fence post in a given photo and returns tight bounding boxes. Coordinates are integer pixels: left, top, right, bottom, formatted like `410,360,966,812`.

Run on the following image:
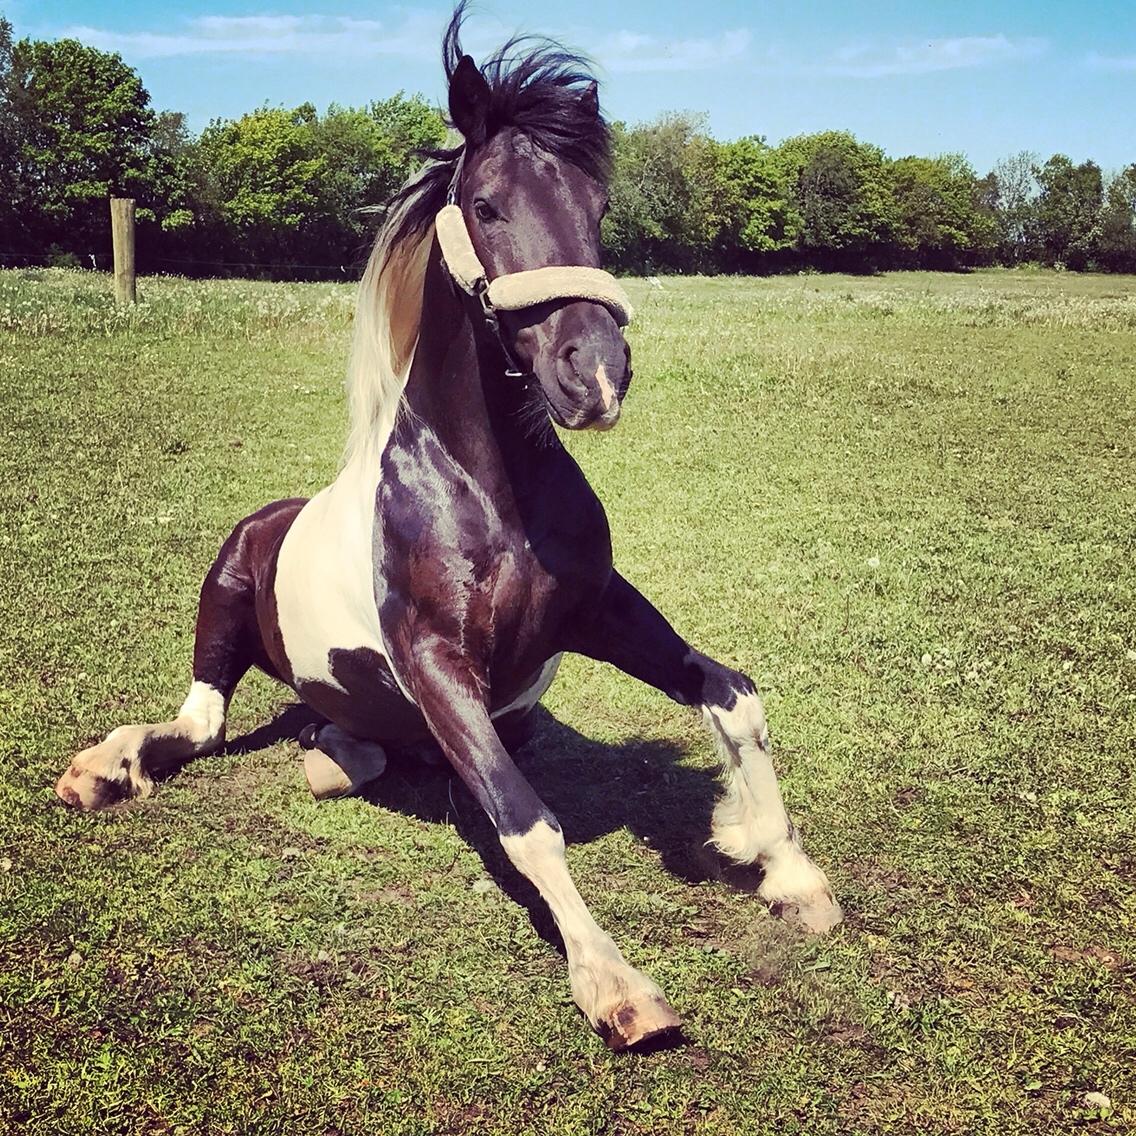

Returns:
110,197,136,304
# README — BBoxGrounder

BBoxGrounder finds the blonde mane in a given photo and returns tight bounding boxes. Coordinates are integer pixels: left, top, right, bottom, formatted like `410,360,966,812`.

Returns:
342,183,437,469
342,13,612,470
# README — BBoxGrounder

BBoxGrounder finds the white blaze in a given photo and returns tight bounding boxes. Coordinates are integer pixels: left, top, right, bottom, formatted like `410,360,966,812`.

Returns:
595,363,616,410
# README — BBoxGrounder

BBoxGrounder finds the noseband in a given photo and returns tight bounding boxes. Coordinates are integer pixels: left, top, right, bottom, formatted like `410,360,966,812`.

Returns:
435,158,634,378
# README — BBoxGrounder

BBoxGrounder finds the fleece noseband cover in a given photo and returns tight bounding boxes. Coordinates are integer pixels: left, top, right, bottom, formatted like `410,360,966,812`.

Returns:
434,204,634,328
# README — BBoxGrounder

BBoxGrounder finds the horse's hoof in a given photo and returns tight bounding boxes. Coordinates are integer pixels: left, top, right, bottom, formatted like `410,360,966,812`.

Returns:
303,740,387,800
303,748,355,799
770,893,844,934
597,995,683,1051
54,764,132,811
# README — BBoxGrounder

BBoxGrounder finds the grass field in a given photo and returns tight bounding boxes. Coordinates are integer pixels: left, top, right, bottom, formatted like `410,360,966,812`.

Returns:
1,266,1134,1134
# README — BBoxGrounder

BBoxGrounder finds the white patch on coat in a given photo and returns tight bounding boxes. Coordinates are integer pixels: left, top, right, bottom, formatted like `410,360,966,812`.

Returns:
56,681,228,808
178,681,227,740
274,457,403,696
594,363,615,410
275,457,563,716
491,654,562,719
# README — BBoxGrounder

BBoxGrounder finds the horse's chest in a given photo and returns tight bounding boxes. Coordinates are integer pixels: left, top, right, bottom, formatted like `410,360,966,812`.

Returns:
376,440,609,680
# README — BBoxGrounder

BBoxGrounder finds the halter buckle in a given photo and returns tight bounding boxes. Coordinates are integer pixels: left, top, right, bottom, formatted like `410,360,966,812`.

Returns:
475,278,497,328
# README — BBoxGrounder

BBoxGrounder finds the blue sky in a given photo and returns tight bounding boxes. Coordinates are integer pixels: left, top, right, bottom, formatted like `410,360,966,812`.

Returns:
6,1,1136,173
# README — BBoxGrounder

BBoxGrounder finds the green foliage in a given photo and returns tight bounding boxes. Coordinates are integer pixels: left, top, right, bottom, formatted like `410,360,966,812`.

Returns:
197,104,327,261
713,136,799,265
3,36,158,250
0,18,1132,276
0,15,16,245
889,153,997,268
367,91,449,165
182,94,446,270
1096,165,1136,272
988,152,1040,263
0,27,446,274
304,95,447,261
778,131,897,267
604,113,722,272
1034,155,1104,270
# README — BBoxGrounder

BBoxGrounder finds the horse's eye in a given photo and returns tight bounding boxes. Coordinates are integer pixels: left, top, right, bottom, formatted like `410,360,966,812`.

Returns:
473,200,498,223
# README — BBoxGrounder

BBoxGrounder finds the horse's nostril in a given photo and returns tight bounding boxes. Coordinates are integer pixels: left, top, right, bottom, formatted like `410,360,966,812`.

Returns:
556,346,587,395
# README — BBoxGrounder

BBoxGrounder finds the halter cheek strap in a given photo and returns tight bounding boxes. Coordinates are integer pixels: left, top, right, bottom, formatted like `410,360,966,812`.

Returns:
434,203,635,331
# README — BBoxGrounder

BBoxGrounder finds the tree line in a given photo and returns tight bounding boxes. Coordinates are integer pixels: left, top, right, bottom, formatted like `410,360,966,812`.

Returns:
2,21,1135,279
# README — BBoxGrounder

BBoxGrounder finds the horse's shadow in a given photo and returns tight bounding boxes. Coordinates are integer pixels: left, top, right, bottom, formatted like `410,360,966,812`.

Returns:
225,703,741,950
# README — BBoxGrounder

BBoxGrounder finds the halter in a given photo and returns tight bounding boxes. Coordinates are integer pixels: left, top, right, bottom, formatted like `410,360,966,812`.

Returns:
435,157,634,379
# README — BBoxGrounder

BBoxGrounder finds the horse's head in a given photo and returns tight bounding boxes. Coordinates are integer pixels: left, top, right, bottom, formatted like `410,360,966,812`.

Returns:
444,47,631,432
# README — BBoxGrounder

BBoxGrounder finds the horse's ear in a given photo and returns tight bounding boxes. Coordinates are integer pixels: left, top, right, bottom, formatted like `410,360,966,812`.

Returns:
449,54,491,146
580,81,599,119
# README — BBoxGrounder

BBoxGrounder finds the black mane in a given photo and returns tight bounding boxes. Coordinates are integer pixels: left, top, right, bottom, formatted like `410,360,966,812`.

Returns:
382,2,610,251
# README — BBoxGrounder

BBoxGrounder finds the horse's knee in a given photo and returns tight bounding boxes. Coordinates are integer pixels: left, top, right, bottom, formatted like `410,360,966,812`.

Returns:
703,684,769,762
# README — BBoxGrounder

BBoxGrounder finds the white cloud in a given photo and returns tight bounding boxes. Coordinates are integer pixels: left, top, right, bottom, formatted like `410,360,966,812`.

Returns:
1086,51,1136,71
812,35,1046,78
46,13,1047,86
58,11,441,61
594,28,751,73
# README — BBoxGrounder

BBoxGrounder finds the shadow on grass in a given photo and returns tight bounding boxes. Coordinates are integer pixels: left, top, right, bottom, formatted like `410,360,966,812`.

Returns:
225,702,728,952
225,702,324,756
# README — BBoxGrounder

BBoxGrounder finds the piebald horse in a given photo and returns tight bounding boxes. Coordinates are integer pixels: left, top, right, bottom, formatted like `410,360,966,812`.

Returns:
56,10,842,1049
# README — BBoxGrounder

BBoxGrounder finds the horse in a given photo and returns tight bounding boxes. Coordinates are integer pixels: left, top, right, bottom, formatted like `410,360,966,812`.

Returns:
54,7,842,1050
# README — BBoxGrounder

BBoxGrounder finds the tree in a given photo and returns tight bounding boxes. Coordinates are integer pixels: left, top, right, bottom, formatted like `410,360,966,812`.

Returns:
1034,154,1103,269
196,104,327,266
603,113,722,273
368,91,447,175
308,95,446,264
193,95,446,272
6,37,159,254
1095,165,1136,272
712,136,798,269
776,131,896,269
988,151,1040,262
889,153,996,268
0,14,20,251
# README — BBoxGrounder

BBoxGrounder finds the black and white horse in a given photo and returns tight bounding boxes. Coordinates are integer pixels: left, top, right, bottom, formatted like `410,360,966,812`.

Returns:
57,9,841,1049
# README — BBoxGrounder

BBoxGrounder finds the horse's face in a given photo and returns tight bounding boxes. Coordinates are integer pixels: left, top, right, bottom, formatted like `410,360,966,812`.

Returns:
450,62,630,431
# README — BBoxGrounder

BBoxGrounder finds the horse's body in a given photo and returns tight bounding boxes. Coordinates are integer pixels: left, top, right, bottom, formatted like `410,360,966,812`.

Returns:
56,8,842,1049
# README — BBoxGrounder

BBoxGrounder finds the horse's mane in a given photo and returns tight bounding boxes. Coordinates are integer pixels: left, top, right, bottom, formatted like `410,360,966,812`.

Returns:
342,3,610,467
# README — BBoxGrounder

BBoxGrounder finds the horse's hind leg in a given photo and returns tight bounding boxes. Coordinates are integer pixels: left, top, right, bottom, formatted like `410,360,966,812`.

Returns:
568,571,842,934
55,514,273,810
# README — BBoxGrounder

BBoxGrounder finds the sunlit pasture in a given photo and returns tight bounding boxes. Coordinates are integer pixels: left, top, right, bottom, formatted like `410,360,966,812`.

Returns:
1,267,1133,1134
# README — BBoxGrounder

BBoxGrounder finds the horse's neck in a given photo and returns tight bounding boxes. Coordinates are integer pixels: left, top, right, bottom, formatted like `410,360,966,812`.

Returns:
400,243,555,482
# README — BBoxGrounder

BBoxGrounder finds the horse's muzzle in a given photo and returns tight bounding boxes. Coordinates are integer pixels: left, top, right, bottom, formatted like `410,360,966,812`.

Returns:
549,341,627,430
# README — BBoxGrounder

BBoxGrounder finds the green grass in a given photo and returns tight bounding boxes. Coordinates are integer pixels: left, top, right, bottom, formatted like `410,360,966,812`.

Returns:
1,266,1134,1134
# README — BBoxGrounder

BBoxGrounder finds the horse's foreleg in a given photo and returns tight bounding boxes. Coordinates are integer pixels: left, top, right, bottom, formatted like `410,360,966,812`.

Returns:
568,571,842,934
409,638,681,1049
55,681,228,809
55,524,264,810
